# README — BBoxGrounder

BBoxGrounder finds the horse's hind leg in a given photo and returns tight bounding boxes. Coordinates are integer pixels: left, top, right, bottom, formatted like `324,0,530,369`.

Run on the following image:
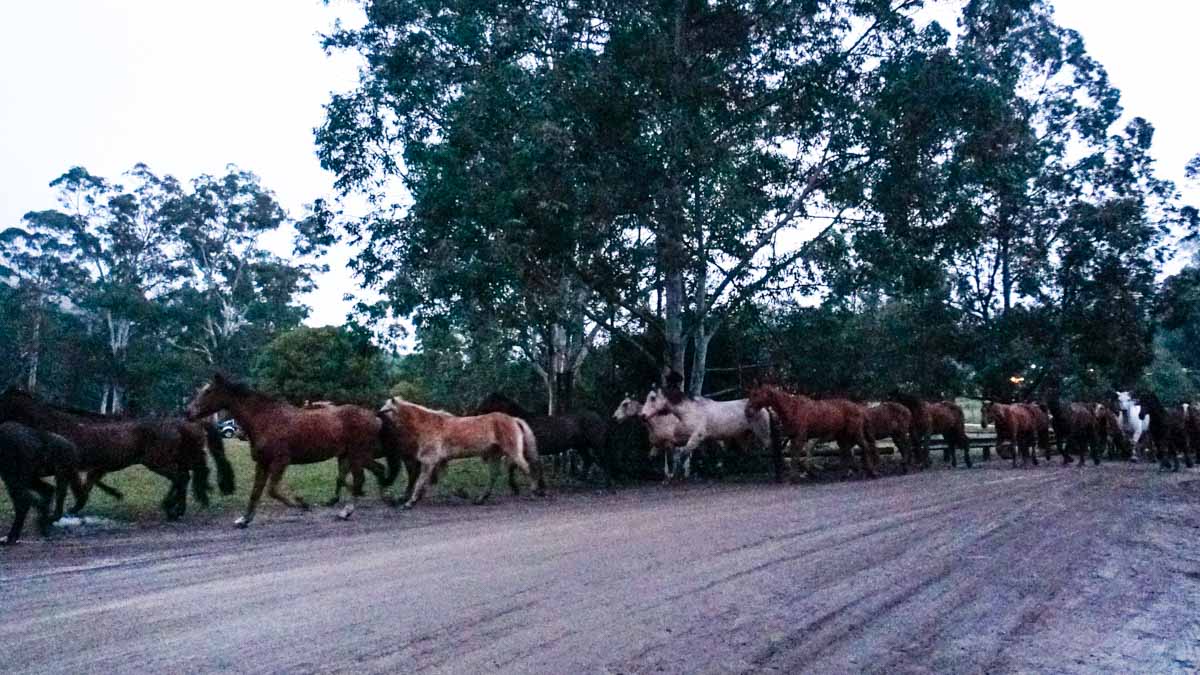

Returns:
29,479,54,535
68,469,103,515
236,462,269,528
266,459,308,510
475,456,503,505
2,485,32,545
325,457,349,507
337,462,365,520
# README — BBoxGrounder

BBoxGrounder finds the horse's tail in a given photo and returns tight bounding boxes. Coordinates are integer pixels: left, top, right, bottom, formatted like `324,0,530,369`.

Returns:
203,421,236,495
376,411,405,488
515,418,539,464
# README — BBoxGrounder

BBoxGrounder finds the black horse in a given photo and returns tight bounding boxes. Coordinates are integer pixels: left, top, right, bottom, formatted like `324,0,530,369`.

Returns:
1137,392,1193,471
0,421,85,544
475,393,613,487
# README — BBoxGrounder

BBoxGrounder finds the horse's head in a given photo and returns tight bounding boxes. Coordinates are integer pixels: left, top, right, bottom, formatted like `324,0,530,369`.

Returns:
745,384,775,419
639,388,671,422
612,396,641,421
980,401,995,429
186,373,240,420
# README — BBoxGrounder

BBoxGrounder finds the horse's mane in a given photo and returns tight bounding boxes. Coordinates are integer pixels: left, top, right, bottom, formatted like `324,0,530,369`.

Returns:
387,396,453,418
477,392,531,418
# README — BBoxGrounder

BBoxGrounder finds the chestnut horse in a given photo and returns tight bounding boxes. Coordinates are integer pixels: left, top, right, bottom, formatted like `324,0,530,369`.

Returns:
745,385,878,479
186,373,384,527
980,402,1037,468
891,394,971,468
379,397,543,508
0,387,234,521
865,403,916,472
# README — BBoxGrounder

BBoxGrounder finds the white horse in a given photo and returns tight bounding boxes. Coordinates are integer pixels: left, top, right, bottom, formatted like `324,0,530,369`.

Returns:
1116,391,1151,461
612,396,690,480
639,388,772,481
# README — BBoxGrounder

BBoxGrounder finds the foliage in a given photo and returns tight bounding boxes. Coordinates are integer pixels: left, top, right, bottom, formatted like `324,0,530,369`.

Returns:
253,325,391,405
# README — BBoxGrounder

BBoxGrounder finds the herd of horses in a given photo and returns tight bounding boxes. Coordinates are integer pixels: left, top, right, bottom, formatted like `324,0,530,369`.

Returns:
0,372,1193,543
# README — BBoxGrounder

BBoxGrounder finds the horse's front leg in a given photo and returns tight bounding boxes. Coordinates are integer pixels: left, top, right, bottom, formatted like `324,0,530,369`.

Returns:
337,460,365,520
236,462,269,528
475,456,503,505
326,457,349,507
67,469,105,515
402,460,436,509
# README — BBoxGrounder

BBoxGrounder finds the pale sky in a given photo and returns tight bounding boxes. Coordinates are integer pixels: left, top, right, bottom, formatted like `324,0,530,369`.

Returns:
1,1,1196,327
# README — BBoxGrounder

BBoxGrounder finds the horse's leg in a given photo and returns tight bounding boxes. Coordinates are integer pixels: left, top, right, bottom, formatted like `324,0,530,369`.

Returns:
265,458,307,510
2,483,31,545
475,456,503,505
363,460,394,505
402,461,436,509
337,460,365,520
29,478,54,535
93,480,125,501
68,469,104,515
325,457,348,507
236,462,269,528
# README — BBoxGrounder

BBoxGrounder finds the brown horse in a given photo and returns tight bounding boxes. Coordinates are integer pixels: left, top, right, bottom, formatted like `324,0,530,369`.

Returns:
1020,403,1053,460
1093,404,1129,460
890,393,972,468
981,402,1038,468
186,373,384,527
745,385,879,479
0,387,233,521
0,422,83,544
380,397,543,508
475,393,612,486
865,402,915,472
1135,393,1192,471
1045,397,1101,466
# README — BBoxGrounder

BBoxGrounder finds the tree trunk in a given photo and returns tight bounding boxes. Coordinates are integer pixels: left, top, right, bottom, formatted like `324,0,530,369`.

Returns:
25,308,41,391
689,325,714,397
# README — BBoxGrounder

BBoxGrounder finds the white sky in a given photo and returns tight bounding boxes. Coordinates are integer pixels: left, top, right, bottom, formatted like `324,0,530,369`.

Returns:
1,1,1196,327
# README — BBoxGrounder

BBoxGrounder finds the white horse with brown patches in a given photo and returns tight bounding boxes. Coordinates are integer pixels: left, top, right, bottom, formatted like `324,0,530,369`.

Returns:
379,397,544,508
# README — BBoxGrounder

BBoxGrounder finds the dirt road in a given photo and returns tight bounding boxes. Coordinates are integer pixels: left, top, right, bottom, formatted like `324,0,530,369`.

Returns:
3,462,1199,674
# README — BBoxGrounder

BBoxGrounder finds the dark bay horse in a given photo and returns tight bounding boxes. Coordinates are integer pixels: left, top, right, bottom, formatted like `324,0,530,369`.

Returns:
745,385,879,480
186,373,386,527
1135,392,1192,472
0,387,234,520
475,393,611,486
0,422,83,544
1045,397,1101,466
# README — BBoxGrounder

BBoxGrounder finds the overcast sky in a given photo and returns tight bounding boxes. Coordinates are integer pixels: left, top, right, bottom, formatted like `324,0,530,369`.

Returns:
1,1,1196,327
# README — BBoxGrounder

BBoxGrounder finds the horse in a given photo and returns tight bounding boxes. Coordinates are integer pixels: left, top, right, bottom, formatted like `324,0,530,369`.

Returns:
641,388,772,482
0,422,84,544
865,402,915,472
1135,392,1192,472
612,396,692,481
1115,391,1152,461
890,393,971,468
185,373,385,527
0,387,234,521
475,393,611,485
980,402,1038,468
1045,397,1101,466
379,396,544,508
1093,404,1129,460
744,384,878,479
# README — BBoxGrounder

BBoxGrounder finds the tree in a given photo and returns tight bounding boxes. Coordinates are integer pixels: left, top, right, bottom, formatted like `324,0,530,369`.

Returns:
253,325,391,405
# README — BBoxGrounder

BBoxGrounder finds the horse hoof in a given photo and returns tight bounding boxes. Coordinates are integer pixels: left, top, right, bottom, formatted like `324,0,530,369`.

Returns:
400,503,414,511
337,506,355,521
0,536,13,546
234,517,249,528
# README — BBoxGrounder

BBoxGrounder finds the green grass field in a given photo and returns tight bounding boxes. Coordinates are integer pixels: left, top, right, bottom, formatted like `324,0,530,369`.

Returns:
0,440,524,522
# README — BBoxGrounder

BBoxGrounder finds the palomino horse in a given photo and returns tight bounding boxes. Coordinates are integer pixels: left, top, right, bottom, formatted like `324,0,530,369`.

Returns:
1135,392,1192,471
745,384,878,479
475,393,611,485
640,388,772,482
379,397,544,508
186,373,384,527
865,402,915,472
0,422,83,544
0,387,234,521
980,402,1037,468
1045,397,1101,466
